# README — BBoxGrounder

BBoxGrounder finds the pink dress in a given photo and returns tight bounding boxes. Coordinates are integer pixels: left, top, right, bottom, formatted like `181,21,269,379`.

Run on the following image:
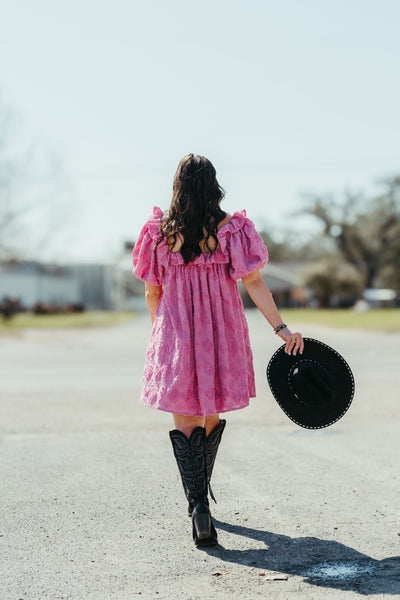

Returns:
132,206,269,416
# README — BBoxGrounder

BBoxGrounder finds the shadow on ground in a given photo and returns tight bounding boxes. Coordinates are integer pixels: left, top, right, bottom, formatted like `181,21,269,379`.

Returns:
201,520,400,595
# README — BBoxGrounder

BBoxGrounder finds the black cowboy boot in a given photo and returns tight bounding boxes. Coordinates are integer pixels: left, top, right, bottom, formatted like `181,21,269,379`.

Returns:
169,426,218,546
187,419,226,517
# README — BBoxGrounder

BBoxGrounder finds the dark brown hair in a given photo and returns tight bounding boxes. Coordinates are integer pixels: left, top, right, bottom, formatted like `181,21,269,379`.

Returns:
160,153,226,264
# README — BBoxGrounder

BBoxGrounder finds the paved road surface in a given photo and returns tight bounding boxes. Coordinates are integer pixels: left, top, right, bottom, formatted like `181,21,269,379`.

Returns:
0,311,399,599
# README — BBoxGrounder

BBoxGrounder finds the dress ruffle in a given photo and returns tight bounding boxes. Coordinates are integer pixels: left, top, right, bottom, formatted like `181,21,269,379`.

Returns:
131,207,163,285
132,206,268,279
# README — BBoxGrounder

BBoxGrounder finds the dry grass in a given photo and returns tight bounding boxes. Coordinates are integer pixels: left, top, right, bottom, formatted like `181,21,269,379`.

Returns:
1,308,399,333
0,310,135,330
280,308,400,333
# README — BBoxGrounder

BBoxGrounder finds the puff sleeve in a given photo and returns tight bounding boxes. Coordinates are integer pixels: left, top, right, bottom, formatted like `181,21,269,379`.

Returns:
227,215,269,280
132,210,163,285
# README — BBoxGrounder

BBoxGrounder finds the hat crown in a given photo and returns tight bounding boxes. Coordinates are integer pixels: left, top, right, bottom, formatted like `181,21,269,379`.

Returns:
289,360,334,408
267,337,355,429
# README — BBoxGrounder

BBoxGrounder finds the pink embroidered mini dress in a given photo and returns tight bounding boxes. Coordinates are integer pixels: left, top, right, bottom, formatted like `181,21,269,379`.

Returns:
132,206,269,417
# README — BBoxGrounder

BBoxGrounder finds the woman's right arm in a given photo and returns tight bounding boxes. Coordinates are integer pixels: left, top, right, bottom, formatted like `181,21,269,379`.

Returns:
145,283,162,324
241,270,304,355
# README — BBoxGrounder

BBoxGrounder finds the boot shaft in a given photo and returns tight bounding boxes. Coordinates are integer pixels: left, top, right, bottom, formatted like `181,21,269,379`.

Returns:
206,419,226,485
169,426,208,506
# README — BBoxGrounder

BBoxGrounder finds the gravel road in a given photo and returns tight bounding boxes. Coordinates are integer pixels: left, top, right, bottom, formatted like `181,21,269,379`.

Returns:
0,311,399,599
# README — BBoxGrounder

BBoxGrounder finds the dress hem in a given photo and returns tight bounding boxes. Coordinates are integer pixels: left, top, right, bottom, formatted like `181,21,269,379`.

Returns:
139,396,255,417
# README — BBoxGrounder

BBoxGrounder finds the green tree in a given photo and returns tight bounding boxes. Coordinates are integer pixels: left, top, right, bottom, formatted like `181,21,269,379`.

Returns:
299,175,400,291
300,254,364,307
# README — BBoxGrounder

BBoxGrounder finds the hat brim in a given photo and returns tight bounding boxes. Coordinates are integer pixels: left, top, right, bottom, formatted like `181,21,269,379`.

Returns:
267,338,355,429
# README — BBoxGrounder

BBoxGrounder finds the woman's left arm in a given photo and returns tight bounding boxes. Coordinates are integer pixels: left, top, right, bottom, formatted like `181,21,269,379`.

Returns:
145,283,162,323
241,270,304,355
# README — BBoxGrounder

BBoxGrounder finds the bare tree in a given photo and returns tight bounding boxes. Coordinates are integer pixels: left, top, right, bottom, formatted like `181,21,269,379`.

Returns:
0,93,74,262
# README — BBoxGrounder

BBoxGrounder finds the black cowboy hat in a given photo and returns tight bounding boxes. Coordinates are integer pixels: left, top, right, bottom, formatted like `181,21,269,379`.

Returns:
266,338,355,429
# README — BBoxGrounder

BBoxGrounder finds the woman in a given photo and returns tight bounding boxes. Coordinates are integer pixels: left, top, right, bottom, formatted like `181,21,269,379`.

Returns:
132,153,303,547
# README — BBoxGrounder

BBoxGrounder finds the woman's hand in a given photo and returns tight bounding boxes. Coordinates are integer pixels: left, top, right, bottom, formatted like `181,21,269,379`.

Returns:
278,327,304,356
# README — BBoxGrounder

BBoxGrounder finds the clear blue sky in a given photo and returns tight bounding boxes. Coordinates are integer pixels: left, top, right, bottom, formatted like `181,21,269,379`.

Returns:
1,0,399,263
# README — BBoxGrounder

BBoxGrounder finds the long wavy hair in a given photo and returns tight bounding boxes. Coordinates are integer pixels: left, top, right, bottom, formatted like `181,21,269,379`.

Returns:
160,153,226,264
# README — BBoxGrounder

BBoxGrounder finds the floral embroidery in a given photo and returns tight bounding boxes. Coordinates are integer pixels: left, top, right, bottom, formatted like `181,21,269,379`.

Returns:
132,206,268,416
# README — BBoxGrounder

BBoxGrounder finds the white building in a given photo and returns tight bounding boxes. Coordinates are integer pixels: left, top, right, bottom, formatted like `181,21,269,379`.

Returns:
0,260,129,311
